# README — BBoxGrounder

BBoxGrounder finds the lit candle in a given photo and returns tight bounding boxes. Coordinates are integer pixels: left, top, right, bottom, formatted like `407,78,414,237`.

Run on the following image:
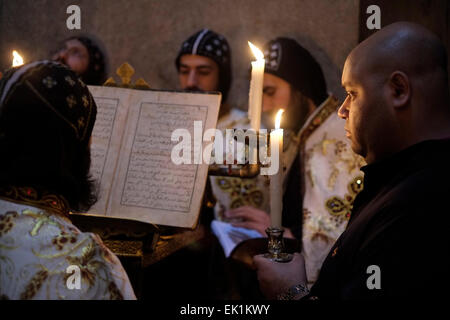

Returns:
248,41,264,131
12,50,24,67
270,109,284,228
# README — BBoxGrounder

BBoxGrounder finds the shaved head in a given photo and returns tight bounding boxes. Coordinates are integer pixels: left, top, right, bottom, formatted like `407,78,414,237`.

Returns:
338,22,450,164
350,22,448,101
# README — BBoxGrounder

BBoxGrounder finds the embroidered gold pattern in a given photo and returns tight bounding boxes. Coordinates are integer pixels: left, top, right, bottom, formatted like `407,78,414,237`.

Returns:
20,269,48,300
311,231,333,244
78,116,85,129
65,241,101,287
82,95,89,107
66,95,77,108
92,234,113,263
23,209,60,236
42,76,57,88
64,76,75,86
52,231,78,250
216,177,264,210
305,132,365,192
0,211,18,236
0,186,70,219
108,281,124,300
0,191,133,299
303,209,334,244
325,176,364,223
299,96,339,149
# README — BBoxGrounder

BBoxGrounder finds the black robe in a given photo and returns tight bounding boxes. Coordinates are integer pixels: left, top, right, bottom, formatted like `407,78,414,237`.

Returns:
309,139,450,300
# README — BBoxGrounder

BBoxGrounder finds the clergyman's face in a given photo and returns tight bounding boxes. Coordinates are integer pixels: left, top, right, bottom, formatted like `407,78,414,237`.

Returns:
262,73,291,127
178,54,220,93
52,39,90,76
262,73,314,131
262,73,291,113
338,56,386,162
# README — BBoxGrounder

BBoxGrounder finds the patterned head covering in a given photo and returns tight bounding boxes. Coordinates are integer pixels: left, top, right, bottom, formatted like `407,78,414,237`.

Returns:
0,60,97,146
175,29,232,102
63,35,107,86
263,37,328,106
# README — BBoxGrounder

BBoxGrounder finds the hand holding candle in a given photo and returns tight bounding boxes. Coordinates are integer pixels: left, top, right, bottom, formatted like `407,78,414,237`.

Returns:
270,109,284,228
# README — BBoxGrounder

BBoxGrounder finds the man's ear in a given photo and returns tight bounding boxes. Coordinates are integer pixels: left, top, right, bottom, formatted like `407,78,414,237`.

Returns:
388,71,410,109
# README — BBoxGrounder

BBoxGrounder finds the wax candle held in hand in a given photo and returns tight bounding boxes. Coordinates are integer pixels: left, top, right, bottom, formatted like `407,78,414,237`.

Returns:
270,109,284,228
248,41,265,132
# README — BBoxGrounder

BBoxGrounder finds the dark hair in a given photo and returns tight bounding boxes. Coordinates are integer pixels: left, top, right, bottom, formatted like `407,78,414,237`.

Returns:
64,34,108,86
0,102,97,212
175,29,232,102
263,37,328,107
0,61,98,212
288,85,315,133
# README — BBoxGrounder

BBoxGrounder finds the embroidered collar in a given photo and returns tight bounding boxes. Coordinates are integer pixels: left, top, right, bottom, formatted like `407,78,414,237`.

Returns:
298,95,340,148
0,186,71,220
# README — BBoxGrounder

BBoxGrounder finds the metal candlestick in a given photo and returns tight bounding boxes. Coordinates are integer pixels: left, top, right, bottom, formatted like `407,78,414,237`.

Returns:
264,227,293,262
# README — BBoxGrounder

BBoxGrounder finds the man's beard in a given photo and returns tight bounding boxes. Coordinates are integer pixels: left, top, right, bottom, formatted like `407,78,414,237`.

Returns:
261,109,278,129
184,86,203,92
261,89,313,133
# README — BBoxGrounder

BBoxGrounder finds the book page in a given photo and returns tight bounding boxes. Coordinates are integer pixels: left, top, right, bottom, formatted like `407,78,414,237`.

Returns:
86,86,132,215
108,90,221,228
211,220,263,257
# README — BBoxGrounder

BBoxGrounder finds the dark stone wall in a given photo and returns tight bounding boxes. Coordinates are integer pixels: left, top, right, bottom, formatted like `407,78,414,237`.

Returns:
0,0,360,107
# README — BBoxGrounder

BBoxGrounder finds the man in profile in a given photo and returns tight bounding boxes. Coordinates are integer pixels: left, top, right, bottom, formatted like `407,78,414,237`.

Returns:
254,22,450,300
220,38,364,290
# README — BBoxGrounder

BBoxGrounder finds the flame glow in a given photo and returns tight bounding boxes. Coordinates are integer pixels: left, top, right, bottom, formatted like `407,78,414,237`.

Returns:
248,41,264,60
275,109,284,129
12,50,24,67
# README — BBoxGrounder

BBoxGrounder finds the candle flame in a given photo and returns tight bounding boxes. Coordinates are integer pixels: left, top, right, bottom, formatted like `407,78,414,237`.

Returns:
275,109,284,129
12,50,24,67
248,41,264,60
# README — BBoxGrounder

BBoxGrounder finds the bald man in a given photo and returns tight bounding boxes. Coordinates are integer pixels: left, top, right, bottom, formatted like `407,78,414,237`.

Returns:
253,22,450,300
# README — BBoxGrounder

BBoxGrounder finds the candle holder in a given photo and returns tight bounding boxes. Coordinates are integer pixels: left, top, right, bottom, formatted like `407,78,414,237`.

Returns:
264,227,293,262
208,129,268,178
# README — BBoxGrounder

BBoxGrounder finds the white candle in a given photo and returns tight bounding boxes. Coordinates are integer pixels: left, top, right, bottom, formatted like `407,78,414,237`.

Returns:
12,50,24,67
270,109,284,228
247,42,265,132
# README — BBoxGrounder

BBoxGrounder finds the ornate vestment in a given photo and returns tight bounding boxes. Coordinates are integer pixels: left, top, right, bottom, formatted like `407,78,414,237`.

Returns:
0,187,135,300
299,96,365,285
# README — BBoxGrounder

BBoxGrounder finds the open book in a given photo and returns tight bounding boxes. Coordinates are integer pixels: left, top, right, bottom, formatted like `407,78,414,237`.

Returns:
82,86,221,229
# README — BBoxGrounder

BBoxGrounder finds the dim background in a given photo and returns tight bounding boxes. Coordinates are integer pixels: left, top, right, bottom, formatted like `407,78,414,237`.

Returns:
0,0,449,109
